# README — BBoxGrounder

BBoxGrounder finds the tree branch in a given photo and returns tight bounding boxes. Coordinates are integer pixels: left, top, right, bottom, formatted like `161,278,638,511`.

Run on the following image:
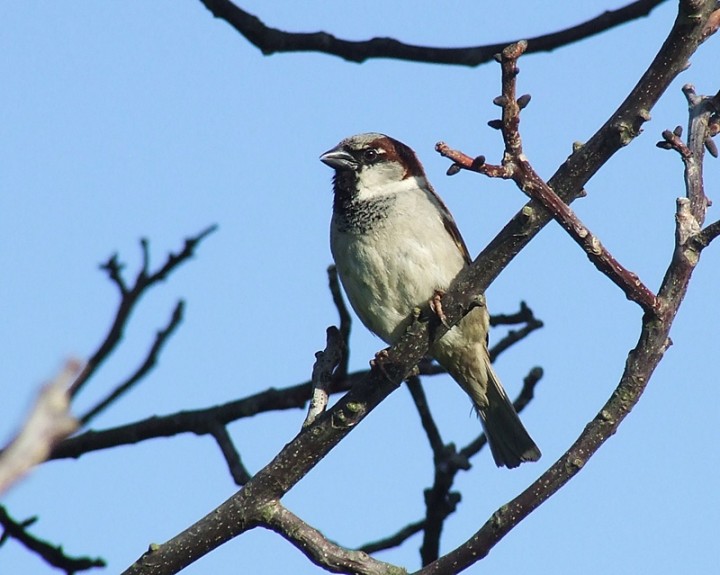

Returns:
433,0,717,319
304,327,345,427
437,42,659,313
69,225,217,399
0,360,80,494
358,520,425,555
0,505,105,574
415,77,720,575
328,265,352,380
49,307,537,464
405,377,446,460
199,0,668,67
264,502,404,575
79,300,185,426
208,422,252,486
117,3,716,572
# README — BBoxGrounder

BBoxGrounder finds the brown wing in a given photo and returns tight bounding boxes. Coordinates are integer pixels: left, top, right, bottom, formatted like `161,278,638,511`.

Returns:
441,208,472,265
430,189,472,265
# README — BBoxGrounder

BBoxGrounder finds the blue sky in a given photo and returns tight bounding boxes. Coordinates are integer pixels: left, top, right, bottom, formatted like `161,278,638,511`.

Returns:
1,2,718,574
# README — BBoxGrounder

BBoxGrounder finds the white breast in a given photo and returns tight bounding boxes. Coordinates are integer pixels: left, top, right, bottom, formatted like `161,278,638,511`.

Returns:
331,183,466,343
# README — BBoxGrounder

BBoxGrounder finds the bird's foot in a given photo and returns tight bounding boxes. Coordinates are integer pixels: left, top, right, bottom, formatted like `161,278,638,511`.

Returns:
429,289,452,329
370,348,394,381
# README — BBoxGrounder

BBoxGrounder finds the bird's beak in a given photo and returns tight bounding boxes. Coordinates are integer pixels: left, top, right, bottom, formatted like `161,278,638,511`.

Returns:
319,147,357,171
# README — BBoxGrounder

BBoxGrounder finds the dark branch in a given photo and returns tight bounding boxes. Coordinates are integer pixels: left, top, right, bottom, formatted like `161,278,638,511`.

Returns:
405,377,445,459
79,300,185,425
49,373,354,460
357,369,542,563
488,306,544,363
209,422,252,486
417,368,541,565
488,301,538,327
698,218,720,245
328,265,352,380
358,519,425,555
264,502,398,575
199,0,667,67
50,317,535,463
69,225,217,399
431,0,717,324
0,505,105,574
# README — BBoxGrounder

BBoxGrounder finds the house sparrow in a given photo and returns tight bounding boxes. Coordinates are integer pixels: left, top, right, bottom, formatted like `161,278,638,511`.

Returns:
320,133,541,468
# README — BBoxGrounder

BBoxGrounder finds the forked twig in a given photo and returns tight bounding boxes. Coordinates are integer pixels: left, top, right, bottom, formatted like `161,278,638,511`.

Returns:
437,42,659,313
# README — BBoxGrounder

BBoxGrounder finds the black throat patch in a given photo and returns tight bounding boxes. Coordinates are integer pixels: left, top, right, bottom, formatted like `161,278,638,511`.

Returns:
332,171,394,234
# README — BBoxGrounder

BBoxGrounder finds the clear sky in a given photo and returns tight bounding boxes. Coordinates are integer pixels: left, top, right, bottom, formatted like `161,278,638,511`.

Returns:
1,2,718,574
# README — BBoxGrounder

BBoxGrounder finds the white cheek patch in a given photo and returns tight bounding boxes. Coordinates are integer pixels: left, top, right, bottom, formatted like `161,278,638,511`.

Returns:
356,164,425,201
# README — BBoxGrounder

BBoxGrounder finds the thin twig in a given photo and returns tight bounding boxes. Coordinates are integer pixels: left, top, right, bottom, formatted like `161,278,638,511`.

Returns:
69,225,217,399
79,301,185,425
0,505,105,574
51,372,365,461
358,519,425,554
358,369,542,563
405,377,444,458
209,422,252,486
488,301,538,326
437,42,659,313
328,265,352,379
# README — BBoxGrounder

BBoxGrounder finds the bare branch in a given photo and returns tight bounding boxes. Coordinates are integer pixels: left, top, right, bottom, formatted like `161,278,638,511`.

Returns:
698,218,720,245
199,0,668,67
50,315,535,464
488,304,544,363
208,422,252,486
0,505,105,574
79,300,185,426
432,0,717,324
264,502,403,575
488,301,538,327
328,265,352,379
358,520,425,555
304,326,345,427
119,4,716,572
0,360,80,494
437,42,659,313
416,58,720,575
405,377,445,459
69,225,217,399
50,372,365,461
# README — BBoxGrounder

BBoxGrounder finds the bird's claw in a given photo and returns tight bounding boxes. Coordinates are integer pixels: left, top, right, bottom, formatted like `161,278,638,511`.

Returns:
429,289,452,329
370,349,393,381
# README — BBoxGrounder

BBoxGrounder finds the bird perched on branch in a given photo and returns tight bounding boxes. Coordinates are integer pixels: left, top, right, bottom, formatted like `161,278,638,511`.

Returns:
320,132,540,468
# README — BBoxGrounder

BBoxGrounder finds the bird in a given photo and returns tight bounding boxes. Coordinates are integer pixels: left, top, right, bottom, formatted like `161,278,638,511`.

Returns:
319,132,541,468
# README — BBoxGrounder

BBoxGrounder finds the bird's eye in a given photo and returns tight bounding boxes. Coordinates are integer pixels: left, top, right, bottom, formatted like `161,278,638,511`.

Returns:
362,149,379,163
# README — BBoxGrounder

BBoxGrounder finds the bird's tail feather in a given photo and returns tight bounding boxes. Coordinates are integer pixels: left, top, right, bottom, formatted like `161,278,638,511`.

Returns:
479,363,541,468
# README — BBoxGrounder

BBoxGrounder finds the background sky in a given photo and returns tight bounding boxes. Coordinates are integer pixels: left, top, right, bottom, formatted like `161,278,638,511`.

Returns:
1,2,718,574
